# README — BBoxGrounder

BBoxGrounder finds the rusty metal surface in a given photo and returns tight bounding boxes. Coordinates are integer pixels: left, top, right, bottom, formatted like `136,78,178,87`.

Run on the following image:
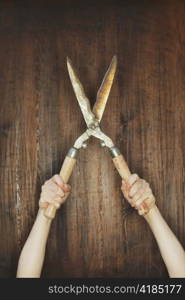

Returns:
67,57,115,149
93,56,117,121
67,57,96,127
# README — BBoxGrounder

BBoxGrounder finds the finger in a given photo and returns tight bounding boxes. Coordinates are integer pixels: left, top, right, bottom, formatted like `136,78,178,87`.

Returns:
39,201,48,208
54,195,65,203
45,198,61,209
52,174,65,188
121,180,127,193
127,174,139,187
133,191,151,208
138,200,148,214
138,207,146,215
131,186,147,203
43,179,50,186
43,180,65,197
62,183,71,192
62,191,70,202
41,190,56,200
149,196,155,208
52,175,70,193
53,201,60,209
39,193,50,203
129,179,143,197
137,196,155,215
121,178,135,203
56,187,65,197
121,181,130,199
43,180,58,192
53,179,71,193
54,193,69,205
55,198,66,205
44,179,55,186
121,188,135,207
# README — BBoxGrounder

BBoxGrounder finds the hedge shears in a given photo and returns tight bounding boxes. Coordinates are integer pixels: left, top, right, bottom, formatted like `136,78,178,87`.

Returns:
45,56,147,219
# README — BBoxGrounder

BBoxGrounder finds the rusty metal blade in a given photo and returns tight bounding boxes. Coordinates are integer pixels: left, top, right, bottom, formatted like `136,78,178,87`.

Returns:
93,56,117,121
67,57,96,127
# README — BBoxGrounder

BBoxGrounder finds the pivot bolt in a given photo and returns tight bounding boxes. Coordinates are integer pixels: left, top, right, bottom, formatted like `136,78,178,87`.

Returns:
82,143,87,148
100,141,106,147
89,121,99,130
90,124,96,130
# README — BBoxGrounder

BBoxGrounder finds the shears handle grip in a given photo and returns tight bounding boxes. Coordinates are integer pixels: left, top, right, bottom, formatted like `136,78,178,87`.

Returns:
111,149,152,215
44,148,77,219
112,154,131,181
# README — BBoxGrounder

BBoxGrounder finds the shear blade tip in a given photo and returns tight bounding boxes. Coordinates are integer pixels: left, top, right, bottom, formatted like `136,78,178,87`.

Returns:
112,55,117,65
66,56,72,67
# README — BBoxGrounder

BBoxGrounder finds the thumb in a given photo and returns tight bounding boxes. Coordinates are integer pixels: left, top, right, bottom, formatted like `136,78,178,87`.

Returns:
121,180,129,198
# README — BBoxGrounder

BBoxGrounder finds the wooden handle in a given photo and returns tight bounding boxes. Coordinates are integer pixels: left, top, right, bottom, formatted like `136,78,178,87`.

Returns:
112,154,146,215
112,154,131,181
44,156,76,219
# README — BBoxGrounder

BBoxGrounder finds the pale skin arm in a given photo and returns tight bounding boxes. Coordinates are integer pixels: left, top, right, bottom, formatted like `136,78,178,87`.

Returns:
16,175,71,278
121,174,185,278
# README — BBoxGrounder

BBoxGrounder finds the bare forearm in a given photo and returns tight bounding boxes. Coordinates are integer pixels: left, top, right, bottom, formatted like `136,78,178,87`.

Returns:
16,209,52,278
144,205,185,278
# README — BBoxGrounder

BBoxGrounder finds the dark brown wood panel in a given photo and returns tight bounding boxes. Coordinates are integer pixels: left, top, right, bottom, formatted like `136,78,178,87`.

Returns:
0,0,185,278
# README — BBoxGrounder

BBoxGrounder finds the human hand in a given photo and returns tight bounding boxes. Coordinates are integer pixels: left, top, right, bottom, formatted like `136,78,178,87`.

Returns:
121,174,155,215
39,175,71,210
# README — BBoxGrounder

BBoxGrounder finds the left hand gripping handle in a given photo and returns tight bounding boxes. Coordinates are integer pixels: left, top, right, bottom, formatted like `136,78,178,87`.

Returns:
44,148,77,220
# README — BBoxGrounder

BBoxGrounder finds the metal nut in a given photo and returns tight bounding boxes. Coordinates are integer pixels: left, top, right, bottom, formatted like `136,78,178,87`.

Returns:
100,141,106,147
82,143,87,148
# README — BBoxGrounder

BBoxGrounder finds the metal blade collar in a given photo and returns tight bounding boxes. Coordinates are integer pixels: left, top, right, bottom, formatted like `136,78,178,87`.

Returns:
73,123,115,150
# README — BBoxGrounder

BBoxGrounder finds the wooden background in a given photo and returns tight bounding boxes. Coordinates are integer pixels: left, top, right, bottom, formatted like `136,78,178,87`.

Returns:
0,0,185,278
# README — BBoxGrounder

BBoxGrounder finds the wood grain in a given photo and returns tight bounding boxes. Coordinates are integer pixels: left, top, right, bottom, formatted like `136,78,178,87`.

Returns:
0,0,185,278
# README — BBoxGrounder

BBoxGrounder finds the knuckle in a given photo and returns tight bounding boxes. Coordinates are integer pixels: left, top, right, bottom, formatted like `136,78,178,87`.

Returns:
133,173,138,179
132,195,137,202
53,174,58,179
142,180,147,187
128,190,133,197
151,196,155,202
39,198,44,203
148,187,152,193
140,179,145,185
146,184,150,190
136,180,141,187
60,190,65,196
135,203,140,209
